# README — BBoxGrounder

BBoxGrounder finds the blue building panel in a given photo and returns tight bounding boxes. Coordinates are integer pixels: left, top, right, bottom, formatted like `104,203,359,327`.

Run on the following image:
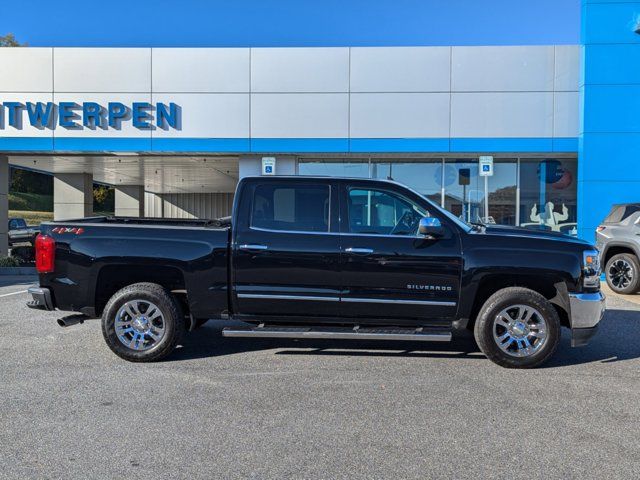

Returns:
582,85,640,133
0,137,54,151
578,0,640,240
53,138,152,152
583,44,640,85
582,2,640,45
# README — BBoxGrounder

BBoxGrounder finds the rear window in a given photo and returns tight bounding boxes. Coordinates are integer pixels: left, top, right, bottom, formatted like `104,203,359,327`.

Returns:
251,184,330,233
604,205,640,223
9,219,26,229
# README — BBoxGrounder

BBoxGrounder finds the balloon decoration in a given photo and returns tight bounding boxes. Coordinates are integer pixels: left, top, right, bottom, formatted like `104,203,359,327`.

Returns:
537,160,573,190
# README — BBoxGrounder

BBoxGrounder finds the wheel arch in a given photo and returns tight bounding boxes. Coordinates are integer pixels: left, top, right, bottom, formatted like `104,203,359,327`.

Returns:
465,274,571,331
94,264,187,317
602,242,640,266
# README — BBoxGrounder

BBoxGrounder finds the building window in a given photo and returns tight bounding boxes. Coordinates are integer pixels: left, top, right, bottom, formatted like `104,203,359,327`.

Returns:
487,159,518,226
371,160,443,205
443,159,482,223
297,156,578,234
519,158,577,235
298,159,369,178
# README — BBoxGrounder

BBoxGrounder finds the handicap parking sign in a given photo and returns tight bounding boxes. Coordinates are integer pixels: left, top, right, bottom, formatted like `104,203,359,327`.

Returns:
479,156,493,176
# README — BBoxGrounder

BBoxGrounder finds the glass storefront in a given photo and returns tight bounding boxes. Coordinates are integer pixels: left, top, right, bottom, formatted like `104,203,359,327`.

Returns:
298,157,578,234
519,158,578,235
371,160,442,204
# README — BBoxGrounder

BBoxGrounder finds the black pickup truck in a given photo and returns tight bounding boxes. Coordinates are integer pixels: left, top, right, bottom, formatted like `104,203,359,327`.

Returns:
27,176,605,368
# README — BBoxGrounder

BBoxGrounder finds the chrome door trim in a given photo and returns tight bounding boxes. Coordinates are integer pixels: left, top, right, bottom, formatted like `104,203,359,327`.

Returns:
237,293,455,307
342,297,456,307
238,293,340,302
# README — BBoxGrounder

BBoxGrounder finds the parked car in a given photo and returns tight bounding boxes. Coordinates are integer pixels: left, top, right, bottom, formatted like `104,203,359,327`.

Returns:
596,203,640,294
8,218,39,246
27,176,605,368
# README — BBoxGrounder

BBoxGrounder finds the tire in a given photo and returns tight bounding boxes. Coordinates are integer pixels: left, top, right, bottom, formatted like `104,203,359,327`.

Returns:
101,282,184,362
605,253,640,294
474,287,561,369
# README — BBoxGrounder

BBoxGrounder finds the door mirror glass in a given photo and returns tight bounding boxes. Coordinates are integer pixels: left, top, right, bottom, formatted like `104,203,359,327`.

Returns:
418,217,444,237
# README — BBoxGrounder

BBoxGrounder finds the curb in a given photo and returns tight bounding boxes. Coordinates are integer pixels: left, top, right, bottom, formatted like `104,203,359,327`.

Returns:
0,267,37,276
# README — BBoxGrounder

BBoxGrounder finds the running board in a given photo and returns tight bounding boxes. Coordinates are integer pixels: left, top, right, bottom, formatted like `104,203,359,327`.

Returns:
222,325,452,342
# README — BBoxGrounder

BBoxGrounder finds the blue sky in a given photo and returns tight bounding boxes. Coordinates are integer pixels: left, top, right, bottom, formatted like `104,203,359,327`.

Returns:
0,0,580,47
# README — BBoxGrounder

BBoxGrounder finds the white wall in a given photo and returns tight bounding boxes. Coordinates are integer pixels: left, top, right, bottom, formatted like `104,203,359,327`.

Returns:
145,192,234,219
0,45,581,144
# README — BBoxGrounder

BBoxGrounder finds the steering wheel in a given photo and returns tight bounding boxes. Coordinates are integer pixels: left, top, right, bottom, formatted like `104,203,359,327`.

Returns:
389,211,419,236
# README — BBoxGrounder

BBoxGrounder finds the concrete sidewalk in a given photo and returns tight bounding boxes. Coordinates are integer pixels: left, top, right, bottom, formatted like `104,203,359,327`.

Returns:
601,282,640,306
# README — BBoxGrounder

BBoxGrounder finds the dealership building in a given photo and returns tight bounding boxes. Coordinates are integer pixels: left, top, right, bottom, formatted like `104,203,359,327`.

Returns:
0,0,639,252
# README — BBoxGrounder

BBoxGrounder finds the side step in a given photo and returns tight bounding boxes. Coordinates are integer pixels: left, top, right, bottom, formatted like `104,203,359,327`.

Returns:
222,325,451,342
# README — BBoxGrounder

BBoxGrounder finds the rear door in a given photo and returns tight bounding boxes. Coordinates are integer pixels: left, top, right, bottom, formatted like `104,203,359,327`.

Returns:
339,181,462,323
232,179,342,320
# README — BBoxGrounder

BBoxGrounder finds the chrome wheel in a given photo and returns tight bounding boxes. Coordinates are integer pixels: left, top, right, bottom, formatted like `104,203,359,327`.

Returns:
115,300,166,351
492,304,548,358
609,259,633,290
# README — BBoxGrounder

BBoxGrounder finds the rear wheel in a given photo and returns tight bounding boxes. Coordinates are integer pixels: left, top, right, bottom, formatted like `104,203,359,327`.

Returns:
474,287,561,368
101,282,184,362
605,253,640,294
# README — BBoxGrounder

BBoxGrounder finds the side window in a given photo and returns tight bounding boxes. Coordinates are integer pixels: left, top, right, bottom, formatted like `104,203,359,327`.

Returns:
604,206,624,223
251,184,330,233
8,219,18,230
347,188,429,236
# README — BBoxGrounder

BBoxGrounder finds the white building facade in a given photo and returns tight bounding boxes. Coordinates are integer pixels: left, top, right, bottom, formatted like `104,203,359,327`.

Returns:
0,45,580,251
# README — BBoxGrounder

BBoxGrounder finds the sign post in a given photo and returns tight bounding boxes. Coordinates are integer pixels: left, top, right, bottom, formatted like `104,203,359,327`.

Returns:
479,156,494,221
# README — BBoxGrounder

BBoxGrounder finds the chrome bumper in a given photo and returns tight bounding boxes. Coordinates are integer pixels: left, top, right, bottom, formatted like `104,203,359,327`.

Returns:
569,291,606,329
26,286,54,311
568,291,605,347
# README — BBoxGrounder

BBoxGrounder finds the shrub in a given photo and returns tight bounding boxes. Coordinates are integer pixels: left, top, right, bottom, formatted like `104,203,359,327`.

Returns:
0,256,20,268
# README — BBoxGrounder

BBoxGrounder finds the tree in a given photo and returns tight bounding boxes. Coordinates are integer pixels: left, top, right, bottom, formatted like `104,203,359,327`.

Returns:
93,185,115,214
0,33,25,47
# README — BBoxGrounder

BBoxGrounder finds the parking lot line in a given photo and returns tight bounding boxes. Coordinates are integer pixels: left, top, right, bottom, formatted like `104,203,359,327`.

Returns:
0,290,28,298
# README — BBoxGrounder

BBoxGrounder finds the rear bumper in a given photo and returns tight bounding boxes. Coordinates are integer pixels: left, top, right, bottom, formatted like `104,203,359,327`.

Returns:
569,291,606,347
26,286,54,311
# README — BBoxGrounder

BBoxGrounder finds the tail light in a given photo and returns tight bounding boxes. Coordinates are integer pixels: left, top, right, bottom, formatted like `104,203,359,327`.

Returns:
35,234,55,273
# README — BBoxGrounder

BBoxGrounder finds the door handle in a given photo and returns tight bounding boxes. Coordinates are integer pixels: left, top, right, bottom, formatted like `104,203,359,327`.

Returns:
239,244,268,251
345,247,374,255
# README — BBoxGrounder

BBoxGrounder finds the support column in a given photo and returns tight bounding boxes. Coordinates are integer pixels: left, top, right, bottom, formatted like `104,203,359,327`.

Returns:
115,185,145,217
0,156,8,256
54,173,93,220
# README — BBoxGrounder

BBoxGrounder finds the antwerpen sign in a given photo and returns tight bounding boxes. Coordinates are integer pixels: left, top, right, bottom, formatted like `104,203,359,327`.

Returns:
0,101,180,130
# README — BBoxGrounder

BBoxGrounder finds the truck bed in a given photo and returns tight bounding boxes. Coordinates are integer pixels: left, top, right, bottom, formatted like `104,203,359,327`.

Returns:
38,217,231,319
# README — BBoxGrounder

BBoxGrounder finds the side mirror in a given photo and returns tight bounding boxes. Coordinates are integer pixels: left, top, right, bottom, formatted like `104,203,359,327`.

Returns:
419,217,444,238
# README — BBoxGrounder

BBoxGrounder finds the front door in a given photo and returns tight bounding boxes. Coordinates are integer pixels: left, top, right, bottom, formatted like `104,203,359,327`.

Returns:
339,182,462,324
232,179,342,320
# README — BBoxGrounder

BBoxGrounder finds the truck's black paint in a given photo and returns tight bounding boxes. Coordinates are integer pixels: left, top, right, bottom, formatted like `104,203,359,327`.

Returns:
37,177,594,333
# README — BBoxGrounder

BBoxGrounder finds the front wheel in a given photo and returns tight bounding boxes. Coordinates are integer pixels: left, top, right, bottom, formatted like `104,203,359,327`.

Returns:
101,282,184,362
605,253,640,294
474,287,561,368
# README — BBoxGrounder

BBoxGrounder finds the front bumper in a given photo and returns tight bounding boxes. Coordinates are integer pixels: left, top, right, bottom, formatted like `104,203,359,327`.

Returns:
26,286,54,311
569,291,606,347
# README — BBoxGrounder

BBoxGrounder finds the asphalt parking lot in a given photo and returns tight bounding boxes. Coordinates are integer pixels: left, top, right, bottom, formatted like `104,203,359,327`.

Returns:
1,278,640,479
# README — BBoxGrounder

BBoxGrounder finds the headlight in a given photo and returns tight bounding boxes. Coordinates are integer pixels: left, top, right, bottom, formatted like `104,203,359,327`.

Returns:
583,249,601,289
